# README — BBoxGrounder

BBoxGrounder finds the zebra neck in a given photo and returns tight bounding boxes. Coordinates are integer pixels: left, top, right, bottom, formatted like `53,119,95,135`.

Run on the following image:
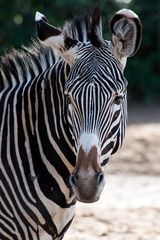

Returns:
34,60,76,169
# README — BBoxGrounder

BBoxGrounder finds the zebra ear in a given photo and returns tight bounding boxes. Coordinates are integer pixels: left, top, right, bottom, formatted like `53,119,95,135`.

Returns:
35,12,78,63
109,9,142,68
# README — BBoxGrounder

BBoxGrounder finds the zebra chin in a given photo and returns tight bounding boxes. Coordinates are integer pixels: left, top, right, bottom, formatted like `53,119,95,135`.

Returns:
69,145,105,203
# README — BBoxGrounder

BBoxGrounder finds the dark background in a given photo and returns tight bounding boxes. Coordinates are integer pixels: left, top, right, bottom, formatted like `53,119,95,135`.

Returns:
0,0,159,103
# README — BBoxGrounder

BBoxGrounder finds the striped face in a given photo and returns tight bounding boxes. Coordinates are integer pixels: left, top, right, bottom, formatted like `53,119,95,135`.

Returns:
65,42,127,202
65,42,127,164
36,9,142,203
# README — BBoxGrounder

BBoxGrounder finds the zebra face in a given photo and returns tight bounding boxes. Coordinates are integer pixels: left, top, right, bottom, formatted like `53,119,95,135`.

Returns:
36,9,142,203
65,42,127,154
65,43,127,202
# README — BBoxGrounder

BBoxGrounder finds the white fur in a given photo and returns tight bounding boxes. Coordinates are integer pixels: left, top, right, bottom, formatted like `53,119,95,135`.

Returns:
38,226,52,240
43,35,64,49
43,35,77,64
117,9,138,19
121,57,127,70
35,11,45,21
79,133,99,154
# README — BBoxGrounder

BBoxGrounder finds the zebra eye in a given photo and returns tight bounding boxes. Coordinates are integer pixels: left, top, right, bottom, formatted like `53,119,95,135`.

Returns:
113,95,123,105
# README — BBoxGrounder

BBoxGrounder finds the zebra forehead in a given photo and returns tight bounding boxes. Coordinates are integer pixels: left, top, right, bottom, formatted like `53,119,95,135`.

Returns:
66,74,126,95
66,50,126,93
69,42,122,72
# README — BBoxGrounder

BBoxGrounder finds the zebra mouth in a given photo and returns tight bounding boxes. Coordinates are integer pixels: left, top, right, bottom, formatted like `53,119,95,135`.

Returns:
69,172,105,203
76,194,100,203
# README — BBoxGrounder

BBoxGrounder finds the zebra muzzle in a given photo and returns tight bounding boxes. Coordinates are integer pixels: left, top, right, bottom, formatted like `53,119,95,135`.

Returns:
69,145,105,203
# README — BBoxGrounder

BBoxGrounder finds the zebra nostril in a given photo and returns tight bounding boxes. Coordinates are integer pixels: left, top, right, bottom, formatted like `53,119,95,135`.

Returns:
70,174,76,186
98,173,104,185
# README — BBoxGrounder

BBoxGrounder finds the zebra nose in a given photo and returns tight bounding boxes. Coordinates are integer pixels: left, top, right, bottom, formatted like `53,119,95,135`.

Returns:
69,171,105,203
70,173,78,186
97,172,104,185
70,172,104,186
70,144,105,202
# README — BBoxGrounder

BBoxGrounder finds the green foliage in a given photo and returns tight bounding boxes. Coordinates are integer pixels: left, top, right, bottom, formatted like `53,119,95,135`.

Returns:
0,0,159,103
126,53,160,103
126,0,160,103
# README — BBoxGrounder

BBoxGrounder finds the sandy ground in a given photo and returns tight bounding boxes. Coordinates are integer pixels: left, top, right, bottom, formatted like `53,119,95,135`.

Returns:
64,105,160,240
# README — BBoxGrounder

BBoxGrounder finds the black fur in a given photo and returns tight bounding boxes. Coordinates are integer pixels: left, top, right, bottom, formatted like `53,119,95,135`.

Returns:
64,8,103,47
88,8,103,48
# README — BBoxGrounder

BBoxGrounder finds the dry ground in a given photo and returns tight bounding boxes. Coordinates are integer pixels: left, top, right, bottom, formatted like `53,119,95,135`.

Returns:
65,105,160,240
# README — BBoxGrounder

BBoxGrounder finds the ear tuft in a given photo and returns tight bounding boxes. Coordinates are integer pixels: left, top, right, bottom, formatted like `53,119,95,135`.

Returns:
35,12,48,23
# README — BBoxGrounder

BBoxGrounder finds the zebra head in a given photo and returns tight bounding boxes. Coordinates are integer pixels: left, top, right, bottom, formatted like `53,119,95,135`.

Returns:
36,9,142,203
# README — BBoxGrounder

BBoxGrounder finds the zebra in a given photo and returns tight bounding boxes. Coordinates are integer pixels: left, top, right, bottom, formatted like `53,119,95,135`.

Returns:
0,8,142,240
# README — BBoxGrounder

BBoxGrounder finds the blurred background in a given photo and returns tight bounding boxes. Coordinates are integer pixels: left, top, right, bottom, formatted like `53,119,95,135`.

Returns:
0,1,160,239
0,0,159,103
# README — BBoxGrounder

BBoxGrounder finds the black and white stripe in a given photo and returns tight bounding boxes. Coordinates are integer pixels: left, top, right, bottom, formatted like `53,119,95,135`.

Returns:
0,9,133,239
65,41,127,162
0,43,76,239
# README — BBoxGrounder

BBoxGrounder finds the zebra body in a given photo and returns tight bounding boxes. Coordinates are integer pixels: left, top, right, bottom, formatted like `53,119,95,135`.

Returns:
0,45,76,239
0,8,142,239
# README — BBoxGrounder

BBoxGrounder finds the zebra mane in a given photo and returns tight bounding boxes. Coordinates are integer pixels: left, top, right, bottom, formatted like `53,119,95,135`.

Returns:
0,40,57,81
64,8,103,47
